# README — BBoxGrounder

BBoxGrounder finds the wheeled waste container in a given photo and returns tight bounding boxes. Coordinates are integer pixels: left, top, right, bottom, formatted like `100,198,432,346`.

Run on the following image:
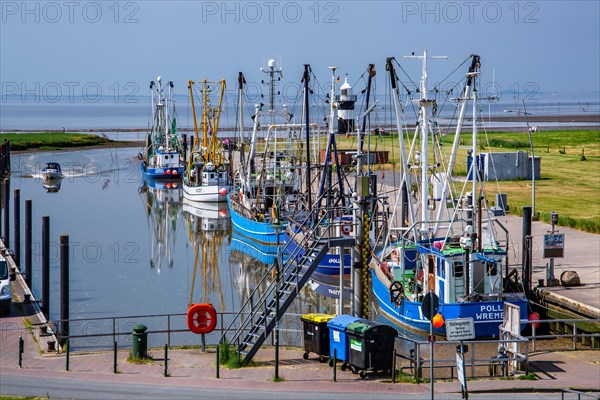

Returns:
345,320,398,378
301,313,335,362
326,315,362,370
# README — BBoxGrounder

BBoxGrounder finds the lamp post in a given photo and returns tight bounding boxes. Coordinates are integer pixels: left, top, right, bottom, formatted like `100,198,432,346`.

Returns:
522,101,536,220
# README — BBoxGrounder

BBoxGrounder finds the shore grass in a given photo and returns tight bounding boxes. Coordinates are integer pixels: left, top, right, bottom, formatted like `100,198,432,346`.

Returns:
2,132,117,151
329,130,600,233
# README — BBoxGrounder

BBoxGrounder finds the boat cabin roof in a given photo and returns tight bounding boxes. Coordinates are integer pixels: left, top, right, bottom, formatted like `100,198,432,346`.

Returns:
43,162,61,170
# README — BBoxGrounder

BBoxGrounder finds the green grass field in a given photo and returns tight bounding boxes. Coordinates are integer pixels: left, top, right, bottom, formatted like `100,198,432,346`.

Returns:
2,132,114,151
332,130,600,233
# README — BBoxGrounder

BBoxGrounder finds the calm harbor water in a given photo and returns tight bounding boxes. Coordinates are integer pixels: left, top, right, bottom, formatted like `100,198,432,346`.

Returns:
7,147,343,348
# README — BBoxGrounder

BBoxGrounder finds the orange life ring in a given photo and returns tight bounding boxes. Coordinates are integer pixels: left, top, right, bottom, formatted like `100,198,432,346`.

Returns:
187,303,217,335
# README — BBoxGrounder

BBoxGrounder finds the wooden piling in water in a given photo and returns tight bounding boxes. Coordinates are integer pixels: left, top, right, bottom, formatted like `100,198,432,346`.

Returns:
60,234,69,342
42,216,50,318
24,200,32,290
13,189,20,268
2,179,10,248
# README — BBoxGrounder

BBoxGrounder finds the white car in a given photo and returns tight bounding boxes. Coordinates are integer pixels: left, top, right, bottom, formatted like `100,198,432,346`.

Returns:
0,256,11,316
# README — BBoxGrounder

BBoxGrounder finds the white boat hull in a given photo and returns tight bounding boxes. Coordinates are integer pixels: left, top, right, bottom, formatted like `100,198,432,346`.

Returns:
183,182,231,202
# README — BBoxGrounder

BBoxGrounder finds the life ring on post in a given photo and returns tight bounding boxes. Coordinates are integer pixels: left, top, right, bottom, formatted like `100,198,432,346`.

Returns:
341,221,353,235
187,303,217,334
389,281,404,307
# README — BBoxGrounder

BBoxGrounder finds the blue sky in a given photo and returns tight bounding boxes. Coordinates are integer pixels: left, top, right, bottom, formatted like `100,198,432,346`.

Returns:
1,0,599,102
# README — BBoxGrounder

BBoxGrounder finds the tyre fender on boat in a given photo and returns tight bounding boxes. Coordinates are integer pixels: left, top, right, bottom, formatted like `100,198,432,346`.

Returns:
389,281,404,307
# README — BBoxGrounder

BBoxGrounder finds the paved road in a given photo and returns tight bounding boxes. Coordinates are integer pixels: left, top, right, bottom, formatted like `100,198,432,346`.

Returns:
0,374,575,400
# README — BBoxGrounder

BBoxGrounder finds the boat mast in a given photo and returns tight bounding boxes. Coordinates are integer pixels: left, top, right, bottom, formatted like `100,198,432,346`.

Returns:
237,72,246,179
187,80,200,172
471,70,479,243
433,55,480,236
302,64,312,212
386,57,413,233
404,50,447,240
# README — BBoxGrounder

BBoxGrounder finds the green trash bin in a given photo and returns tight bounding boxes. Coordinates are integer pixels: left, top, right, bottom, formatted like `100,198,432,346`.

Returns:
132,324,148,359
346,320,397,379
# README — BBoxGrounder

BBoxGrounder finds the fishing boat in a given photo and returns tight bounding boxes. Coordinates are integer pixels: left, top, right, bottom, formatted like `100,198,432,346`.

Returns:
183,79,232,202
139,77,185,179
227,61,304,245
41,162,63,181
369,53,529,338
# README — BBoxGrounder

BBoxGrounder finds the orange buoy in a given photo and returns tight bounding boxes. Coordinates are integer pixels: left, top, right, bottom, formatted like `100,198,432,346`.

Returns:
432,313,445,328
528,312,541,329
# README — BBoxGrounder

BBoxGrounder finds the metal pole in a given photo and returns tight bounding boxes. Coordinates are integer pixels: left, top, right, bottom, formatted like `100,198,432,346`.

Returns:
113,341,117,374
216,343,220,379
430,290,434,400
60,235,69,342
24,200,32,290
13,188,20,268
18,336,23,368
273,223,282,380
522,207,532,298
333,348,337,382
523,101,535,218
164,344,168,377
339,246,344,315
66,339,70,371
41,216,50,318
392,349,397,383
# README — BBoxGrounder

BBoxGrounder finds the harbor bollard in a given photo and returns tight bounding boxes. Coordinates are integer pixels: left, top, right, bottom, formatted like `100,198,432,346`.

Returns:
132,324,148,358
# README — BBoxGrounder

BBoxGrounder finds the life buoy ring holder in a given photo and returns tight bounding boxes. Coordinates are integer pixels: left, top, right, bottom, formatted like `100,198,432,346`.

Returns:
187,303,217,335
341,221,353,235
390,281,404,307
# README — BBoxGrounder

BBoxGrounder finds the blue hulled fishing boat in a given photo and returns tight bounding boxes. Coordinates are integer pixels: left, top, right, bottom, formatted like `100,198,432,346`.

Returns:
139,77,185,179
369,53,529,338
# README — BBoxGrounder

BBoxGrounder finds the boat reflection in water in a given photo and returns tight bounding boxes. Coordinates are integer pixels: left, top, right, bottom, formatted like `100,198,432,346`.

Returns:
42,177,63,193
183,199,231,309
139,177,182,273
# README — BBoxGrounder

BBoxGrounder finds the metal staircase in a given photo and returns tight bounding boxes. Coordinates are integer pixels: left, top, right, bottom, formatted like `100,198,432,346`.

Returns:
220,207,355,363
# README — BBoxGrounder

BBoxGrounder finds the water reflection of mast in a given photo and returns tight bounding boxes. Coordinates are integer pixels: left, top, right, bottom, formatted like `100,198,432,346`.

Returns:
184,200,231,309
139,179,182,273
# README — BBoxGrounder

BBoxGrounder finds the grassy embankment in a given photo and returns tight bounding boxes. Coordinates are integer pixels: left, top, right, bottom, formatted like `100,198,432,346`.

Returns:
330,130,600,233
1,132,120,151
